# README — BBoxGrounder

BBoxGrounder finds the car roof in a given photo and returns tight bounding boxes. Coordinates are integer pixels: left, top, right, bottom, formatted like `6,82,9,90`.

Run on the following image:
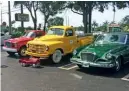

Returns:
104,32,129,35
26,30,43,32
50,26,73,30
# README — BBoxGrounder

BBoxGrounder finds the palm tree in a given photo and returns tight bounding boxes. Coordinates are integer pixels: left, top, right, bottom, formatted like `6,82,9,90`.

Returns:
92,20,98,31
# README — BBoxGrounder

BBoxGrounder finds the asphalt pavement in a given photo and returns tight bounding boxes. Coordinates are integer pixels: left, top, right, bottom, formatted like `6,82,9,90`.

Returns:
1,48,129,91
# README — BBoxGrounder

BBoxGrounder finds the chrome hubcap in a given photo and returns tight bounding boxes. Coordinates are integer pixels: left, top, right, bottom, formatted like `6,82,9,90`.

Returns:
52,50,62,63
116,61,120,71
21,48,26,56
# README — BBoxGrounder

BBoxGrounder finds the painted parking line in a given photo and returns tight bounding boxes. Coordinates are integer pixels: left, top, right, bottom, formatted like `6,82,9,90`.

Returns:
121,74,129,82
58,63,78,70
70,73,82,79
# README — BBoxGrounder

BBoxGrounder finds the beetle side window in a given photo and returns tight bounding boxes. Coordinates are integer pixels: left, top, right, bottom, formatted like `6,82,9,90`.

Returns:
66,29,73,36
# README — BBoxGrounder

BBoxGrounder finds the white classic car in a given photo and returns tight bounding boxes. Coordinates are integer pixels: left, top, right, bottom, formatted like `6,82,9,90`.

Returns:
1,32,11,45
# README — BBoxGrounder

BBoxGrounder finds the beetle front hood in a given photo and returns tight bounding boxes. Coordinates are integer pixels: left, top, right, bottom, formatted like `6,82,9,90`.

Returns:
81,43,124,57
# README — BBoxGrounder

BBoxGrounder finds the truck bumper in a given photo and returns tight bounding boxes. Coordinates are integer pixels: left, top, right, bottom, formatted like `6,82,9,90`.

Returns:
70,58,115,68
26,51,49,58
3,46,17,52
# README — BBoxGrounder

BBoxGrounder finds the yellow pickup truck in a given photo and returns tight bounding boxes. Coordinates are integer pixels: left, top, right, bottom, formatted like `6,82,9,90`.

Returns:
26,26,94,63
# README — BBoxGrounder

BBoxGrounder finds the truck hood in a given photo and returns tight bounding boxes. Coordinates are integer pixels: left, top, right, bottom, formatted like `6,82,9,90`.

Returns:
28,40,63,46
34,35,63,41
6,36,32,43
81,43,124,57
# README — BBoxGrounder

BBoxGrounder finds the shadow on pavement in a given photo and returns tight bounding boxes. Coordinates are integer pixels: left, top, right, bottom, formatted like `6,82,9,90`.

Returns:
76,63,129,78
40,54,72,67
1,65,8,68
7,54,20,59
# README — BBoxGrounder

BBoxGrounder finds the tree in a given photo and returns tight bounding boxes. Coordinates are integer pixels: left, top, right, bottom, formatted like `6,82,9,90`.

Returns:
14,1,39,30
92,20,98,31
68,1,109,33
121,15,129,24
39,1,67,31
68,1,129,33
120,15,129,31
47,17,64,27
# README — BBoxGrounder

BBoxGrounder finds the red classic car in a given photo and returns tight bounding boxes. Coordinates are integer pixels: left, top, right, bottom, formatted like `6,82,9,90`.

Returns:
3,30,45,57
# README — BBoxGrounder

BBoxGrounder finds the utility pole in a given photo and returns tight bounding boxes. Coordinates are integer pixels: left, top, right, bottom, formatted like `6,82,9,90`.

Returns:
0,2,2,25
21,4,24,28
8,1,11,34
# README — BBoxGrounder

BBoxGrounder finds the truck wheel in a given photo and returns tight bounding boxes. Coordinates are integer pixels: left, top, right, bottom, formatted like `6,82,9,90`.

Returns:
18,46,27,57
51,50,62,64
7,51,15,56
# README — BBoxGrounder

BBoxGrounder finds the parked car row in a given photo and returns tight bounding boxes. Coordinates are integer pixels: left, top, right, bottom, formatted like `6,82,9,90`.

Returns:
2,26,129,72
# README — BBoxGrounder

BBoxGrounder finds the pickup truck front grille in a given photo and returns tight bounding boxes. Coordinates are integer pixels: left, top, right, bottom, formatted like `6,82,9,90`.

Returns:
28,44,45,53
5,42,12,48
81,52,97,62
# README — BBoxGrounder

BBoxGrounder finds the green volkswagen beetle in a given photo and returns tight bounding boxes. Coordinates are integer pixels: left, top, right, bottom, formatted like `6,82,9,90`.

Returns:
71,32,129,72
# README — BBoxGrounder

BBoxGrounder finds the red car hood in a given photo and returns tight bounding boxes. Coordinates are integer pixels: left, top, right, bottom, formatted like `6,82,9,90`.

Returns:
6,36,32,43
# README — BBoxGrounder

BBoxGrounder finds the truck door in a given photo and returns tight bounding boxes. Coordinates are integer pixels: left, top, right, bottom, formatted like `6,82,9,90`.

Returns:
64,29,77,53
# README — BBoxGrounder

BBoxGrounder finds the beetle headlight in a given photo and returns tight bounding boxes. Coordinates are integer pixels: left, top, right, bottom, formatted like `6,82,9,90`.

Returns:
73,49,77,55
106,53,113,59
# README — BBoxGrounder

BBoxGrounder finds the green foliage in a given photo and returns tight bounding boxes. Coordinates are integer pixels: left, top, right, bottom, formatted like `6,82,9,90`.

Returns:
11,27,25,38
11,31,24,38
39,1,67,30
120,15,129,31
47,17,64,27
25,26,33,30
68,1,129,33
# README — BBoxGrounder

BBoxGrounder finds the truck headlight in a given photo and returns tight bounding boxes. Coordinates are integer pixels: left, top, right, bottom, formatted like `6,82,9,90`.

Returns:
73,49,77,55
26,44,29,48
45,45,49,51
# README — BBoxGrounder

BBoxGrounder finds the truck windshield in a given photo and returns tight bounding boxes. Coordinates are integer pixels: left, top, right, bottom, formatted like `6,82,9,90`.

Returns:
95,34,126,44
24,31,35,38
47,28,64,36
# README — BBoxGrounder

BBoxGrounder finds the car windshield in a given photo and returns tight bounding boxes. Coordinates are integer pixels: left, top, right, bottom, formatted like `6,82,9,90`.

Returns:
47,28,64,36
24,31,35,38
95,34,126,44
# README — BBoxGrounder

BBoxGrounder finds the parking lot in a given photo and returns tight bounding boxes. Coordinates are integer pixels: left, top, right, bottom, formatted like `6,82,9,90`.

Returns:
1,48,129,91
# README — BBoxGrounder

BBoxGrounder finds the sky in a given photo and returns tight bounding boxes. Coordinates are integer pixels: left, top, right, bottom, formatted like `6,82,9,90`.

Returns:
0,1,129,28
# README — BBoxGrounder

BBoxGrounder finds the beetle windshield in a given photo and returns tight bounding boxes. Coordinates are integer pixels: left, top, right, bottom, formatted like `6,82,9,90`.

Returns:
24,31,35,38
47,28,64,36
95,34,126,44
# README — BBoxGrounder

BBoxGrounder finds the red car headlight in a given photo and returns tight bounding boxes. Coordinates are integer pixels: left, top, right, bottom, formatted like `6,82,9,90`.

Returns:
12,43,17,48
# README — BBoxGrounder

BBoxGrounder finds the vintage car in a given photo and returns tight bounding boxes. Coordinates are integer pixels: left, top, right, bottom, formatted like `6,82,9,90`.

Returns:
26,26,94,64
71,32,129,72
1,32,11,45
3,30,45,57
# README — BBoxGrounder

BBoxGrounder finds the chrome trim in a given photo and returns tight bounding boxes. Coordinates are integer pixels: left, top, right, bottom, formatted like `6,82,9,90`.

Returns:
80,52,97,62
2,46,17,52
